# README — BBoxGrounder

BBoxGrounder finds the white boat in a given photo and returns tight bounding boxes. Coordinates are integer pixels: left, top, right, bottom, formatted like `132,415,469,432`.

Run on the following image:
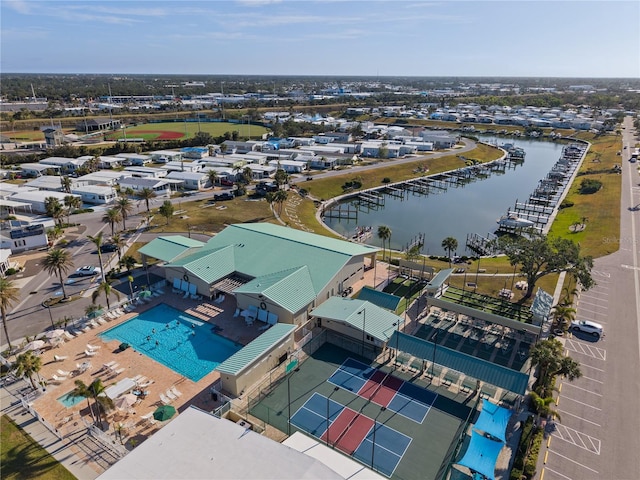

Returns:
497,213,534,229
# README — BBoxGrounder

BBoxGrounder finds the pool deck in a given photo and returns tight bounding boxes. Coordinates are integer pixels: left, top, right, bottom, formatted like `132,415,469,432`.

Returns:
30,293,261,472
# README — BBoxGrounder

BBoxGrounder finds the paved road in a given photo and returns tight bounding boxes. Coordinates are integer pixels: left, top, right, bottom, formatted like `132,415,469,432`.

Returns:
541,117,640,479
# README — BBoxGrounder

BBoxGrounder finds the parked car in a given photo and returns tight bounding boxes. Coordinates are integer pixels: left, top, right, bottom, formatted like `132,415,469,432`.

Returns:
76,265,101,276
213,191,235,201
99,243,118,253
571,320,603,338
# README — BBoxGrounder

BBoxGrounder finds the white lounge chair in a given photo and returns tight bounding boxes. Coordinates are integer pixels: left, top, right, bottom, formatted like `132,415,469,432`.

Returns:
53,355,68,362
50,374,67,383
159,393,172,405
63,331,75,340
84,349,97,357
97,317,108,325
57,369,71,377
165,389,178,401
170,386,183,398
112,367,125,376
87,344,101,351
138,379,154,388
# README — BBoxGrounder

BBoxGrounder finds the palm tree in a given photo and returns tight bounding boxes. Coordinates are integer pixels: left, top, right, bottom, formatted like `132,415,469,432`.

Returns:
15,351,42,390
45,197,65,227
272,189,288,215
91,279,121,311
119,255,136,272
0,277,20,351
441,237,458,267
103,208,122,236
111,233,126,263
529,391,561,423
60,175,72,194
42,248,74,300
552,304,576,332
206,169,218,188
377,225,391,261
137,187,157,219
530,338,582,397
87,232,107,282
73,378,114,427
63,195,81,226
158,200,174,225
72,379,98,425
127,275,135,301
115,197,134,231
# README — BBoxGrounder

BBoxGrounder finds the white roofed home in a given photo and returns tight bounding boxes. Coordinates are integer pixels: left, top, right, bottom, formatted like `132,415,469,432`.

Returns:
70,185,117,205
97,156,124,169
9,190,81,214
149,150,183,163
20,163,58,178
115,153,152,166
165,171,209,190
267,159,307,173
118,177,171,196
39,156,88,174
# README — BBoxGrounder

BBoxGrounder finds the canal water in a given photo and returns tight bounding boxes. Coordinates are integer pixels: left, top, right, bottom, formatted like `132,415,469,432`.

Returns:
323,136,566,256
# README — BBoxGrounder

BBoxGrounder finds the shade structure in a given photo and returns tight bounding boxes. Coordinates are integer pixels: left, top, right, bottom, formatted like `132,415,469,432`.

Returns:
456,430,504,480
153,405,176,421
115,394,138,410
22,340,46,352
473,400,512,443
138,290,153,299
44,329,65,340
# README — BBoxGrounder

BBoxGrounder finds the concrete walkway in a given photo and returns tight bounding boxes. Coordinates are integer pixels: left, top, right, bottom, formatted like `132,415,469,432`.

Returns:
1,378,105,480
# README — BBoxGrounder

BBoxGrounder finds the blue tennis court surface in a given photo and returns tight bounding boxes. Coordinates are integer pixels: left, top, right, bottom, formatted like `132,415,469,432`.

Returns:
328,358,438,424
291,392,412,477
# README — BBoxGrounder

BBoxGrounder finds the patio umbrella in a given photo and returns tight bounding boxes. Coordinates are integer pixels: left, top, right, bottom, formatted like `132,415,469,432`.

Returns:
114,394,138,410
44,329,65,340
138,290,153,299
153,405,176,421
22,340,46,352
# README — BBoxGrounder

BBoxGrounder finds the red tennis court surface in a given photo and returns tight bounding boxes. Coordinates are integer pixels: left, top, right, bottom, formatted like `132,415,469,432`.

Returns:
359,371,404,407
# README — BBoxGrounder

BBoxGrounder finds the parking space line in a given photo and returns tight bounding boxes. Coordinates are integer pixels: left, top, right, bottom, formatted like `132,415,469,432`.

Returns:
557,408,601,427
552,424,601,454
565,341,606,361
544,466,573,480
548,450,599,473
581,375,603,384
578,363,605,373
577,299,608,309
562,383,602,397
561,395,602,411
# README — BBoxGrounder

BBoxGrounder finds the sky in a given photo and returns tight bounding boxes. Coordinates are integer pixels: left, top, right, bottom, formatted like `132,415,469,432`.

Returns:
2,0,639,78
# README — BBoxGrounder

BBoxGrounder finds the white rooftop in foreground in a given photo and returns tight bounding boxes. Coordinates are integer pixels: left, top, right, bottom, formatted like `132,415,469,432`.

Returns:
97,406,381,480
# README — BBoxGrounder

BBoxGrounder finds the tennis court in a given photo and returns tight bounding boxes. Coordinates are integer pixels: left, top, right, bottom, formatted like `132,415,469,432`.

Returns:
328,358,437,423
247,343,473,480
291,392,412,477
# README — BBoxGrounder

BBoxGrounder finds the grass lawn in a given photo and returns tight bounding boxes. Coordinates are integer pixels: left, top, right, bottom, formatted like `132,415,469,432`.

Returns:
147,192,277,235
0,415,76,480
104,121,269,141
548,133,622,257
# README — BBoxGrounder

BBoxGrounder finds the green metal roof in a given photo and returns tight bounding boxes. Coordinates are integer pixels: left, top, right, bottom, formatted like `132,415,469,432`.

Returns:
189,223,379,294
389,331,529,395
167,245,236,283
138,236,204,263
234,266,316,314
311,297,401,342
216,323,296,376
356,286,402,312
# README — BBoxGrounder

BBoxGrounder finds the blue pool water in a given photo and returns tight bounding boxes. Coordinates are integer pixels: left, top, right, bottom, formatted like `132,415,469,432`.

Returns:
100,303,241,382
57,391,84,408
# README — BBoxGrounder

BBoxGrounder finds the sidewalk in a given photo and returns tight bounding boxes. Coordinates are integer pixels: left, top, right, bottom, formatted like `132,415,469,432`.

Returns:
1,379,104,480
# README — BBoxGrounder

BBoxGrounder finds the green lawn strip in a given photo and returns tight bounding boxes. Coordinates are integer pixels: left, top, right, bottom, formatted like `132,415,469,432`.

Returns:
0,415,76,480
105,121,269,141
304,143,503,201
548,133,621,258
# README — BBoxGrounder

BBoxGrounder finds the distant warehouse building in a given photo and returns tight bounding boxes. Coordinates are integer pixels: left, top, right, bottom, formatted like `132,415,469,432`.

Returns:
76,117,121,132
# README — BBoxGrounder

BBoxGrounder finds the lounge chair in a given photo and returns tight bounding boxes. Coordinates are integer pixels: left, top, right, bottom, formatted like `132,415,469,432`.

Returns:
87,344,101,351
53,355,68,362
165,389,178,401
50,374,67,383
57,369,71,377
138,379,154,388
84,349,97,357
112,367,125,376
159,393,172,405
63,331,75,340
97,317,108,325
131,374,145,383
170,386,183,398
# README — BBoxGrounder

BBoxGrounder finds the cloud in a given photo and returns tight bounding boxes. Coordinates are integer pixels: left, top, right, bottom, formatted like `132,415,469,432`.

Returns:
235,0,283,6
1,26,49,40
4,0,31,14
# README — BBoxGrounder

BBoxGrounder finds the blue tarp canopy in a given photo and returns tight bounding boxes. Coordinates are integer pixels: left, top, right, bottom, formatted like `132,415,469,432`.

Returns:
456,430,504,480
473,400,512,443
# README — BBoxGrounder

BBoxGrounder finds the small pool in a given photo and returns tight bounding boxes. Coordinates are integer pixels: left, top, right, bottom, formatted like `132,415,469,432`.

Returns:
57,391,84,408
100,303,241,382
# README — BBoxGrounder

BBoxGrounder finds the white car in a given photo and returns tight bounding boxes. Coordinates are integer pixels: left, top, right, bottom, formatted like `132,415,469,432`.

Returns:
571,320,603,338
76,265,101,276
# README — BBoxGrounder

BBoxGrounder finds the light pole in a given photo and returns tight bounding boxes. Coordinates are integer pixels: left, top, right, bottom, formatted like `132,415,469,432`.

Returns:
358,308,366,357
326,386,340,446
431,330,438,378
372,406,386,471
45,301,55,329
287,367,300,436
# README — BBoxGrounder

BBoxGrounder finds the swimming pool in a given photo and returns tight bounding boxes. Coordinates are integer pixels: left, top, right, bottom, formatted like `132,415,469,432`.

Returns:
100,303,241,382
57,391,84,408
